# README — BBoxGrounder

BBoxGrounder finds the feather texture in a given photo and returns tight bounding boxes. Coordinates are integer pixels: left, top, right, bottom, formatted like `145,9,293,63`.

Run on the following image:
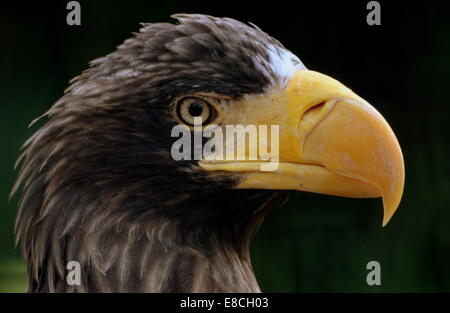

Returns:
13,14,291,292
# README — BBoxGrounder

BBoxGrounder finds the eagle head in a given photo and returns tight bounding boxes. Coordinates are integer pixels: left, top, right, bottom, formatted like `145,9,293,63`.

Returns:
13,14,404,292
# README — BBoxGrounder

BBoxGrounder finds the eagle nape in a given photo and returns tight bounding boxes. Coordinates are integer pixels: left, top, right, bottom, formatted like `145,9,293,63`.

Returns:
13,14,404,292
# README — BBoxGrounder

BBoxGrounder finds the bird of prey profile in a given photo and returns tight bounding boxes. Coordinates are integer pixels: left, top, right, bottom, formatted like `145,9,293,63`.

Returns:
12,14,404,292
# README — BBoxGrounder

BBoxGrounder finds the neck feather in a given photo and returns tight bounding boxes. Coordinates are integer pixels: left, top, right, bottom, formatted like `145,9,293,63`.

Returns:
21,190,288,292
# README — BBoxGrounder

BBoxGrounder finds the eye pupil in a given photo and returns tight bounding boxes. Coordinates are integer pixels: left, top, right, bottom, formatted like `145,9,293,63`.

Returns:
175,97,216,126
188,102,204,117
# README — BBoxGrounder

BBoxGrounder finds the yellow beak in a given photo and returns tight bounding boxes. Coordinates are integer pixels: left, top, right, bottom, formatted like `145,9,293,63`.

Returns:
200,70,405,226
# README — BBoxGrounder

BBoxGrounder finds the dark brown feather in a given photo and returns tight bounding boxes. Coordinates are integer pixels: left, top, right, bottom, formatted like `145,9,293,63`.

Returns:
13,14,291,292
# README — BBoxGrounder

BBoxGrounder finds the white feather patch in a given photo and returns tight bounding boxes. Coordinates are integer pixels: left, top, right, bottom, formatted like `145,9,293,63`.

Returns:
267,46,304,81
254,45,306,89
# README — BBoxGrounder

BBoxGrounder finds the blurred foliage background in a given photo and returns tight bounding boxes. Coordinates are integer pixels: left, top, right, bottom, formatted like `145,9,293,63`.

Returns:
1,0,449,292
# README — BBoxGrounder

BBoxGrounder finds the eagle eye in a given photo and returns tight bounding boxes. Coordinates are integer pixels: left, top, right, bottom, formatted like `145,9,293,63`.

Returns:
175,97,217,126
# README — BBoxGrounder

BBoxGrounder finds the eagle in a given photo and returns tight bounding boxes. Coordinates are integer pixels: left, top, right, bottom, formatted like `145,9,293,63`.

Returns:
12,14,404,292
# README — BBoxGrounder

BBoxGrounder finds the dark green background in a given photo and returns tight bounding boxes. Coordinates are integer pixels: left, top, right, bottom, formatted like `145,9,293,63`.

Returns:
1,0,449,292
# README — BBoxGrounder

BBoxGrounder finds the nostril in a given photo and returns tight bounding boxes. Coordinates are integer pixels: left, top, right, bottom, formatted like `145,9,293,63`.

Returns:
298,101,331,137
303,102,326,118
